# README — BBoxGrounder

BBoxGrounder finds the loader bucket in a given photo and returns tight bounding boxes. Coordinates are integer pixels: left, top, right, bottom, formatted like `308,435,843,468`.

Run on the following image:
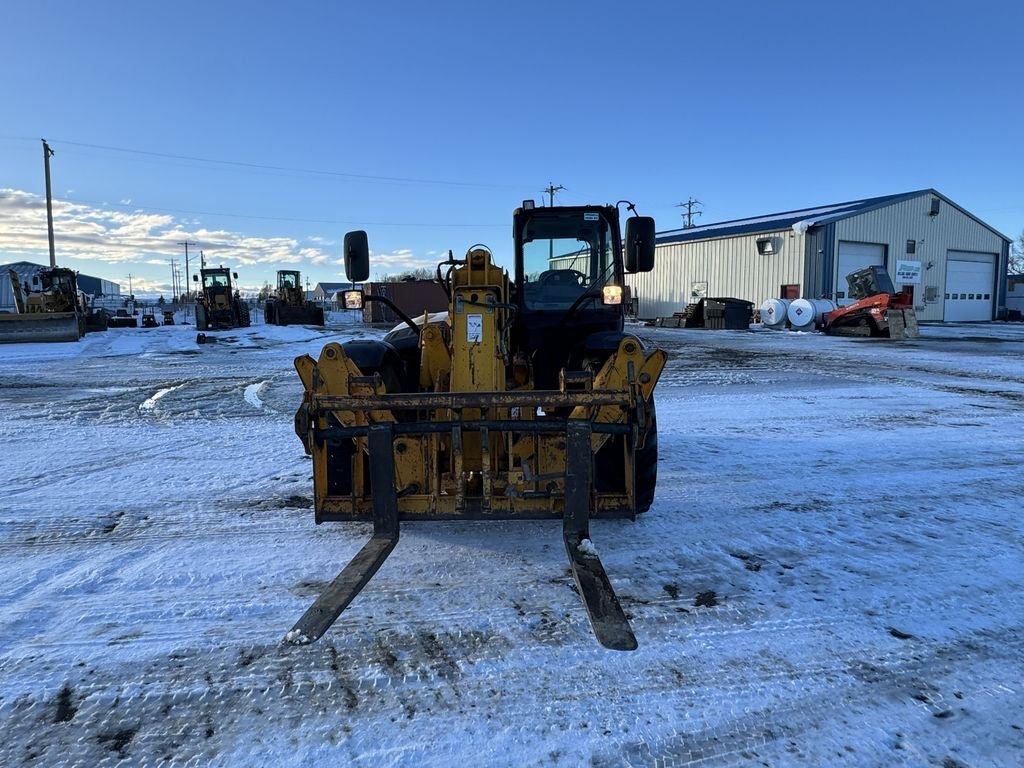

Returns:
0,312,83,344
888,308,920,339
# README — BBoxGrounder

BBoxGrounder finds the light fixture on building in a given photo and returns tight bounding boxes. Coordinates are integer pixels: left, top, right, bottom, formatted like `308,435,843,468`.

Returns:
756,237,775,256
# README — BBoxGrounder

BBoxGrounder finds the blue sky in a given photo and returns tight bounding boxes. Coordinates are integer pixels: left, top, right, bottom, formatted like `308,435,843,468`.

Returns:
2,0,1021,296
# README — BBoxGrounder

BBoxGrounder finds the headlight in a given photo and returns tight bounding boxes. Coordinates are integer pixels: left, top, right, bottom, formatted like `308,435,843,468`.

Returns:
343,290,364,310
602,285,623,305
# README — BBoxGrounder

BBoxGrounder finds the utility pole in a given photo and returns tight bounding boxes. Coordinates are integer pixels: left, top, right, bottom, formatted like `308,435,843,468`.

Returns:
42,140,57,268
542,182,565,260
200,250,206,270
170,258,178,306
128,273,133,299
675,198,703,229
177,240,197,299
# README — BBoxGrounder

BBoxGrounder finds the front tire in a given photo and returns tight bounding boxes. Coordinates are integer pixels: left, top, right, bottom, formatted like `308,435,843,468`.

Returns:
635,399,658,514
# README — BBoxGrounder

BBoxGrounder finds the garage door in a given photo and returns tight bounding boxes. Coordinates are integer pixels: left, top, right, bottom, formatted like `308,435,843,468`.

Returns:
836,241,885,306
944,251,995,322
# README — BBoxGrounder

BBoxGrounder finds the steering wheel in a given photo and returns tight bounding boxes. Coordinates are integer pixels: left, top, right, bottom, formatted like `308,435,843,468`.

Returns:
539,269,588,287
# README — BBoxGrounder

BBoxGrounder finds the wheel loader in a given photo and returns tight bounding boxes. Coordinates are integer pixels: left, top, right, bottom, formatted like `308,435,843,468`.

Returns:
192,266,251,331
824,265,920,339
265,270,325,326
0,267,107,343
288,202,666,650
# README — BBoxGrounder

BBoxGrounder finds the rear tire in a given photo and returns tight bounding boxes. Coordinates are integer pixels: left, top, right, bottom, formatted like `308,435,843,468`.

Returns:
237,302,251,328
195,304,208,331
265,301,276,325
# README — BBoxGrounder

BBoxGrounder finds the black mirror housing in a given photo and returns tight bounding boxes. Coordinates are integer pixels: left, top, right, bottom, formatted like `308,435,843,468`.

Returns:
192,274,199,282
344,230,370,283
232,272,238,280
624,216,656,273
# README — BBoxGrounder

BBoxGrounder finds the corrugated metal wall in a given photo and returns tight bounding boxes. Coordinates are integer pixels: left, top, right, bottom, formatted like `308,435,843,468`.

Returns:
833,194,1008,321
625,229,807,319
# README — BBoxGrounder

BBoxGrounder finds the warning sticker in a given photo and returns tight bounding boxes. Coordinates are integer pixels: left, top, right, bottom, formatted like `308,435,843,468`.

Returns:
466,313,483,343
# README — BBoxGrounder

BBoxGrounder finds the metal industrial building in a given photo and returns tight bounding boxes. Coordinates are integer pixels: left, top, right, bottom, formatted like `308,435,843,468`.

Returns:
0,261,121,312
627,190,1012,323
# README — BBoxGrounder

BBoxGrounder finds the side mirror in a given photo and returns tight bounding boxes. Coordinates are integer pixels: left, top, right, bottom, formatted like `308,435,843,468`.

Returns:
193,274,199,282
32,275,40,286
342,289,365,311
624,216,656,273
344,230,370,282
232,272,238,280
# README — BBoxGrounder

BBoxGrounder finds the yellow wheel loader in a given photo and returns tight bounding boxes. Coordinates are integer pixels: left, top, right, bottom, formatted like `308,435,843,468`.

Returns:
193,266,251,331
265,270,324,326
288,202,666,650
0,267,106,344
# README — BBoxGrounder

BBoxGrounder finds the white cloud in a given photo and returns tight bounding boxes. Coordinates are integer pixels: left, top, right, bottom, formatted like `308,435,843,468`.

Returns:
0,188,335,272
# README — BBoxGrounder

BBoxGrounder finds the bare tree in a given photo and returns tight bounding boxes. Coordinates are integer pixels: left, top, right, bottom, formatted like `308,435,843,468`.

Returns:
377,267,434,282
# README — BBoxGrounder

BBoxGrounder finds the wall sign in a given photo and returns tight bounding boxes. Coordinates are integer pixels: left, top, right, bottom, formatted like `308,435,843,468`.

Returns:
895,260,922,284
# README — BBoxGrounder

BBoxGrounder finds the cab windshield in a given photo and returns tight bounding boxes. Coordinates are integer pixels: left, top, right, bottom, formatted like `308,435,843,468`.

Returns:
203,273,231,289
279,273,299,289
520,211,616,310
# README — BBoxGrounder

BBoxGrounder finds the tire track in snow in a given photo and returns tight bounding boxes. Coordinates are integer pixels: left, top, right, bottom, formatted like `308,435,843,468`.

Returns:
1,624,1019,767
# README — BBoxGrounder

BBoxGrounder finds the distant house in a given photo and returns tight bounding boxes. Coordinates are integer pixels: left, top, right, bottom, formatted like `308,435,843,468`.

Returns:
1007,274,1024,316
313,282,352,301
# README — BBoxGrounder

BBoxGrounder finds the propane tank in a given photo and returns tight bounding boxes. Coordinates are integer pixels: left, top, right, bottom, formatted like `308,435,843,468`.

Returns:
787,298,837,330
759,298,791,329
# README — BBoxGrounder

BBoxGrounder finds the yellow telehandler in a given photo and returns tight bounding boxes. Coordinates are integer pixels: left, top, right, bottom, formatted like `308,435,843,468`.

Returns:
288,202,665,650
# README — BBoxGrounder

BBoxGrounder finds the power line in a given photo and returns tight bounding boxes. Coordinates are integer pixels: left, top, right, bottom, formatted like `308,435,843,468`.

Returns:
7,136,519,190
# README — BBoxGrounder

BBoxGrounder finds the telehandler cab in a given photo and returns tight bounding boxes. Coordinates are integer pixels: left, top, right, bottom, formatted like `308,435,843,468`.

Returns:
288,202,666,650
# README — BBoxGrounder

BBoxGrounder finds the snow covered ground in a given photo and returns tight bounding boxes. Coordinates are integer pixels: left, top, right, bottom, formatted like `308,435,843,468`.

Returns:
1,320,1022,767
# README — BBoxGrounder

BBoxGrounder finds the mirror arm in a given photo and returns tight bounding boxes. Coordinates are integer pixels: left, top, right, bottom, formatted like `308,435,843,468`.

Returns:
363,295,421,336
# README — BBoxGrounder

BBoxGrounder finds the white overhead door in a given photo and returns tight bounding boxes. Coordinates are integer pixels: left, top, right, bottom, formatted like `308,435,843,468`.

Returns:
836,241,885,306
944,251,995,322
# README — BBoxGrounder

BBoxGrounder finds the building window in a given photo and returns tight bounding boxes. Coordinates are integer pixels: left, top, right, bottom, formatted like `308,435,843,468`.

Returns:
906,240,916,254
781,284,800,300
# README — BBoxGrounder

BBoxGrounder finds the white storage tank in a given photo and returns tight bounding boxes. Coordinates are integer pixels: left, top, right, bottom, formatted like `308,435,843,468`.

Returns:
759,298,790,329
787,298,837,330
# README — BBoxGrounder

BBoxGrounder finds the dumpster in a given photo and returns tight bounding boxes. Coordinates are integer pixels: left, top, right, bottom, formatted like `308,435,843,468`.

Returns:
704,298,753,330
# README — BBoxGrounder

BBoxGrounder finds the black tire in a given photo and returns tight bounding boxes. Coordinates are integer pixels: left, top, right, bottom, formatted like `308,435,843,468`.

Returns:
323,359,403,509
195,304,208,331
635,398,658,514
265,301,276,325
237,302,251,328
